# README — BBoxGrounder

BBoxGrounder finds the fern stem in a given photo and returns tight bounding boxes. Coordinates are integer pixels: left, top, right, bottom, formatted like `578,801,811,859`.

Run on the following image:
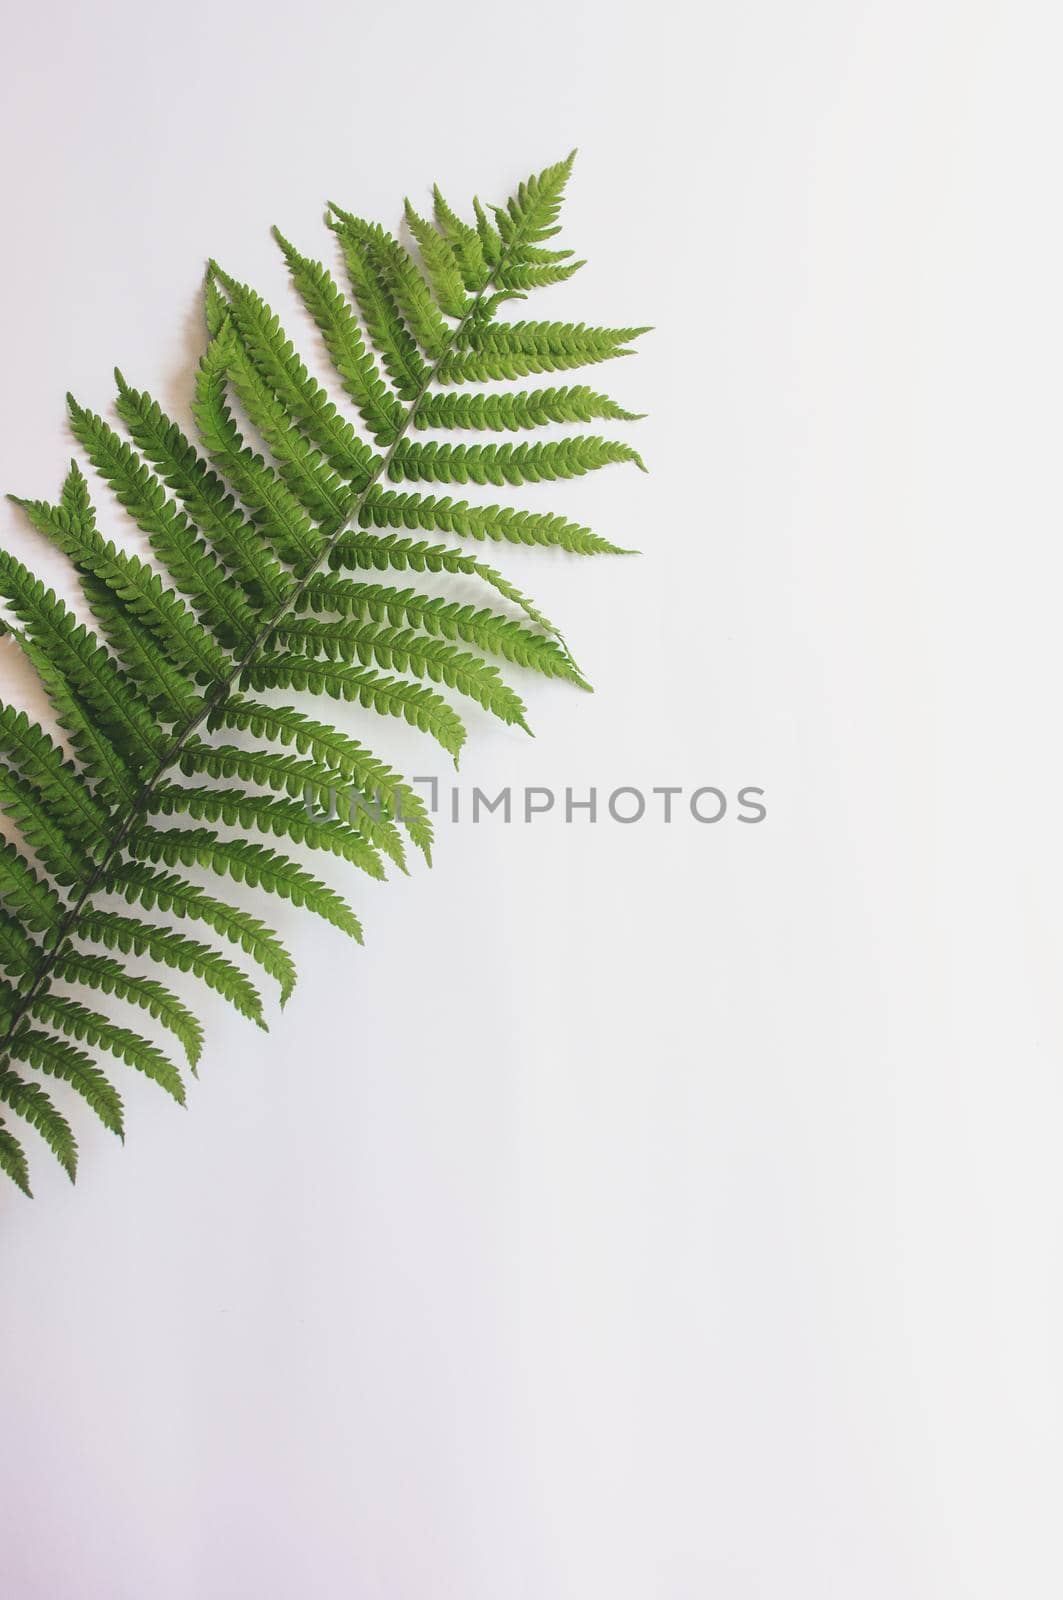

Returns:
0,242,522,1051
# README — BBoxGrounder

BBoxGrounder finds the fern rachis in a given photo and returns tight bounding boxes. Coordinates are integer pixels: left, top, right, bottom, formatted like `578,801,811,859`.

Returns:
0,153,647,1197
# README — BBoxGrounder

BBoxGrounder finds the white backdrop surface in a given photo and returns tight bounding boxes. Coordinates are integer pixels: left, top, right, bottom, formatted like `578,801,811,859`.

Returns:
1,2,1061,1595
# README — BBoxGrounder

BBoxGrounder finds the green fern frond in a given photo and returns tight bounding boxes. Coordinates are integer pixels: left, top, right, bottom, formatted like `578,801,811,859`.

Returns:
0,551,163,768
105,864,297,1005
266,617,529,728
7,631,143,805
0,838,65,932
197,698,431,860
328,215,428,399
0,701,109,845
326,528,578,635
431,187,489,291
178,739,410,873
0,1118,32,1194
353,491,628,555
0,908,39,976
0,1066,77,1180
203,273,228,338
295,578,585,685
50,949,203,1068
5,1026,124,1139
10,481,210,720
150,784,386,880
243,656,467,762
404,199,470,317
208,265,377,481
26,448,233,683
217,328,362,533
437,322,649,384
192,333,325,573
64,413,259,649
115,371,292,611
414,385,642,433
74,911,266,1029
125,828,363,944
272,230,402,445
474,319,650,354
0,154,647,1192
0,764,93,887
80,574,207,723
471,196,502,267
331,213,449,361
389,436,645,487
495,260,586,291
493,149,576,252
29,993,185,1103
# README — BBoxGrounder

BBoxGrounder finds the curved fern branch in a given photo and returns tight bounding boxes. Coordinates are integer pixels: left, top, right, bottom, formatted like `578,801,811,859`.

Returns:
0,151,647,1195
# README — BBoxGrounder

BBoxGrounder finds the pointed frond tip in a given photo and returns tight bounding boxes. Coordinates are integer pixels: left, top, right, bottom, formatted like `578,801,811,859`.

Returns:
0,153,648,1193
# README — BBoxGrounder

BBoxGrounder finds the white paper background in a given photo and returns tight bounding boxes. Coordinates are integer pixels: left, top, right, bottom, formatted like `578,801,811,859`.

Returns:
1,2,1061,1595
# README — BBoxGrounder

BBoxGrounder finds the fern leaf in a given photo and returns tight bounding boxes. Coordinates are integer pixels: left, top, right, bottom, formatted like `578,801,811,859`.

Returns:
29,992,185,1103
413,385,642,433
326,528,573,639
192,334,324,573
8,632,142,806
504,243,577,265
353,488,628,556
494,260,585,292
103,864,297,1005
150,784,386,880
404,200,469,317
69,529,229,684
203,272,228,337
75,910,266,1028
50,416,235,683
125,827,363,943
437,322,649,384
215,324,362,531
267,618,530,727
82,574,206,724
0,838,64,932
64,417,258,649
272,230,402,445
0,155,647,1192
0,908,39,976
295,578,586,686
0,1067,77,1180
50,949,203,1068
242,657,466,762
188,742,408,870
472,196,503,268
209,265,377,482
0,975,18,1029
334,215,450,360
431,186,489,292
197,698,431,859
475,321,651,354
0,701,109,845
179,740,409,872
0,764,94,887
352,534,567,644
391,436,645,488
0,552,163,769
329,215,428,400
5,1026,124,1138
115,373,292,611
11,490,210,721
0,1117,32,1195
493,150,576,256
